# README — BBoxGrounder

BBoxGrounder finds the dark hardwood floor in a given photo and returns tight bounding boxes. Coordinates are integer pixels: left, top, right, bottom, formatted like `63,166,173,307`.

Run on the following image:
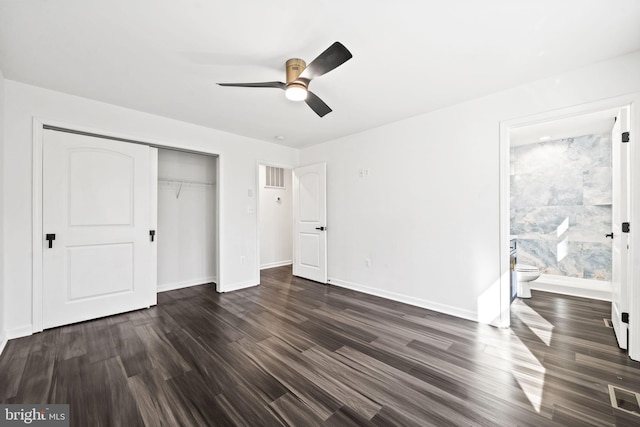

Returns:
1,266,639,426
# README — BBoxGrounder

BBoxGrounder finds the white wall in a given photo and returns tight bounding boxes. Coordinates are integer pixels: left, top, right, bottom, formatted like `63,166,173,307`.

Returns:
0,69,6,352
259,165,292,269
157,149,217,291
299,51,640,323
3,80,297,336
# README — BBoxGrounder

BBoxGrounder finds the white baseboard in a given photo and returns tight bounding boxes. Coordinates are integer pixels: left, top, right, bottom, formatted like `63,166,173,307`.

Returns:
157,276,217,293
327,277,478,322
0,331,7,357
7,325,33,340
217,279,259,293
531,274,612,301
260,260,292,270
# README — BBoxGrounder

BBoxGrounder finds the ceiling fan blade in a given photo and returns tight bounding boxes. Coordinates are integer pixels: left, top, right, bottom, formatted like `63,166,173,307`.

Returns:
305,91,332,117
217,81,286,89
299,42,352,80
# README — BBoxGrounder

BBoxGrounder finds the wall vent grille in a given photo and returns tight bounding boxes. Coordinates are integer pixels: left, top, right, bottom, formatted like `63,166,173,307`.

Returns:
265,166,285,189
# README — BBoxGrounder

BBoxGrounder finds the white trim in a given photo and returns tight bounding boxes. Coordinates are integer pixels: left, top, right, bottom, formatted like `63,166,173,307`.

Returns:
499,94,640,354
32,117,224,333
629,97,640,361
0,331,7,357
327,277,478,322
7,325,33,340
32,120,44,332
530,274,611,301
498,118,512,328
157,276,217,293
149,147,158,302
218,280,259,293
260,260,292,270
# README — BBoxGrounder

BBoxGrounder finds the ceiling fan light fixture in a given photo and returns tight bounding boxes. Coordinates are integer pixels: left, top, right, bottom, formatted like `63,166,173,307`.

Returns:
285,82,307,101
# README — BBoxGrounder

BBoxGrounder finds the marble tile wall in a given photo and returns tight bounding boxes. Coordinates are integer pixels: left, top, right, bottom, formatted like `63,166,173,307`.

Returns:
510,133,612,280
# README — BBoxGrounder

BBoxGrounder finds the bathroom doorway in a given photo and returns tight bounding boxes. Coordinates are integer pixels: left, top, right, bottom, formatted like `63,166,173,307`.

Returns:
509,109,618,296
498,95,639,357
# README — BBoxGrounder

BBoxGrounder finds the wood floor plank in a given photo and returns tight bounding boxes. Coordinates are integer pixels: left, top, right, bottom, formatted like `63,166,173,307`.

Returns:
270,393,326,427
1,267,639,426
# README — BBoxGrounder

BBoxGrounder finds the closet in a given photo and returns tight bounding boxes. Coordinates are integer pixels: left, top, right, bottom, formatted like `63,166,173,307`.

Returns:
157,149,218,291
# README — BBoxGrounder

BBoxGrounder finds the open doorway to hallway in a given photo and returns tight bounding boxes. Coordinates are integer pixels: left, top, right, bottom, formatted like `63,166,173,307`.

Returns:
258,164,293,271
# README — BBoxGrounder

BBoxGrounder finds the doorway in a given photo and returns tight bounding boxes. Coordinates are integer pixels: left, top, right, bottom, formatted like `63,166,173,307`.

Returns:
509,109,618,296
257,163,293,272
157,149,218,292
499,95,640,361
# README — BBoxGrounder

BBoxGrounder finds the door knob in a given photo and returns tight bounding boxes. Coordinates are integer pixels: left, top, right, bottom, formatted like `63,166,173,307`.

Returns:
605,232,614,239
315,226,326,231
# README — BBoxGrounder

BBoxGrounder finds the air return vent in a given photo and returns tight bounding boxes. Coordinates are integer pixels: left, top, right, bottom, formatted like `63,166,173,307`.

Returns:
608,385,640,417
265,166,285,189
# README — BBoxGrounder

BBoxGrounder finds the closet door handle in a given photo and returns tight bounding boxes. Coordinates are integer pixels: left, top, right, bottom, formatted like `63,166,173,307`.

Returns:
150,230,156,242
315,226,326,231
605,232,613,239
46,233,56,248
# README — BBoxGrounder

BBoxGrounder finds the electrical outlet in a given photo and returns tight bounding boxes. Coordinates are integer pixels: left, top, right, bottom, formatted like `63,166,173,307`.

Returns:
365,258,371,267
240,256,246,264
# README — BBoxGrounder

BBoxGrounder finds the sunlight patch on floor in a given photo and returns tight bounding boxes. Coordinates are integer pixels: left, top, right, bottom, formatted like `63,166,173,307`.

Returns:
513,299,555,346
511,334,547,412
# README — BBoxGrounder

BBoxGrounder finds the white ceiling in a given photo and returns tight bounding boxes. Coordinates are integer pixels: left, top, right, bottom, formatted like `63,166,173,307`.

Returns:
1,0,639,148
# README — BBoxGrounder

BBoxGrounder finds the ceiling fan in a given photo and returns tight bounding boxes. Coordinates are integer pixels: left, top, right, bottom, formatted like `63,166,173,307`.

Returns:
217,42,352,117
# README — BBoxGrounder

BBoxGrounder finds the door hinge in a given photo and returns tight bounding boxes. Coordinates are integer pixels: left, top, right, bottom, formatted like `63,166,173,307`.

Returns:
622,222,630,233
622,131,630,143
622,312,629,324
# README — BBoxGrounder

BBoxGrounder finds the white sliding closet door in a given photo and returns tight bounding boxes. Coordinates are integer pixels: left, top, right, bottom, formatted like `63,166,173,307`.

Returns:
42,129,157,329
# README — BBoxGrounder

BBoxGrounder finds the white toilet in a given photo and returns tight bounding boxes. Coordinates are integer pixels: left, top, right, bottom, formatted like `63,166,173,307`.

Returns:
515,264,540,299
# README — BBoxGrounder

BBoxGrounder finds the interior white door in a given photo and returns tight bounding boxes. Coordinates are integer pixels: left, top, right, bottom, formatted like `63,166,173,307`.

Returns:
42,130,157,329
293,162,327,283
611,107,631,349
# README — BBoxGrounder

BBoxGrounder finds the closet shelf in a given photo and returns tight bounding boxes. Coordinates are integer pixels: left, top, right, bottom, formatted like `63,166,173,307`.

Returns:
158,177,215,199
158,177,215,186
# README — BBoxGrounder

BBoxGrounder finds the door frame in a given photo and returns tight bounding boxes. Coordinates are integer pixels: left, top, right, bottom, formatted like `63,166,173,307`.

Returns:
32,118,222,332
255,160,295,281
498,93,640,361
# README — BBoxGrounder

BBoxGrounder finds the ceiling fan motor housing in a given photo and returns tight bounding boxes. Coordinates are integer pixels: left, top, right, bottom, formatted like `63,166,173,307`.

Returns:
286,58,307,85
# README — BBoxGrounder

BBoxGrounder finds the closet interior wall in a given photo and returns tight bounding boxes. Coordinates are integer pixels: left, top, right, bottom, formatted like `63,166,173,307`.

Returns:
157,149,217,292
